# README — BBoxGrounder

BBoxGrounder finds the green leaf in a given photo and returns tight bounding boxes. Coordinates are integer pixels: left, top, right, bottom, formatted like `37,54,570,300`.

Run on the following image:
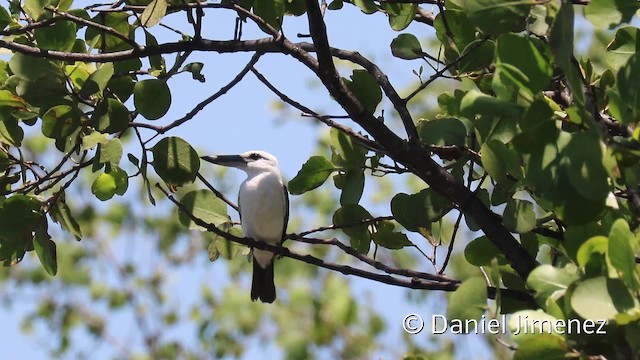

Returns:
41,105,80,139
284,0,306,16
288,156,337,195
91,172,117,201
584,0,639,29
447,277,487,333
91,98,130,134
607,219,638,291
494,34,552,96
145,32,164,73
134,79,171,120
576,235,608,268
352,0,377,14
606,26,639,70
79,63,114,98
114,57,142,74
85,13,131,51
141,0,167,28
480,140,520,183
253,0,285,30
527,5,550,36
417,118,467,147
82,130,109,150
457,40,495,73
178,190,230,231
23,0,47,20
571,277,637,320
98,138,123,167
434,10,476,64
0,195,41,240
371,220,412,250
565,132,610,200
332,204,372,253
0,115,24,146
327,0,342,10
0,151,9,172
508,310,564,344
390,33,423,60
112,167,128,196
345,70,382,114
339,170,365,206
513,334,567,360
127,153,139,168
548,2,573,69
503,199,536,234
391,189,452,232
519,97,554,132
182,62,205,82
460,90,522,118
515,123,606,225
108,75,135,102
151,136,200,187
438,90,466,117
617,52,640,121
49,197,82,241
330,128,367,169
0,6,12,30
449,0,530,35
33,219,57,276
385,3,416,31
34,20,76,51
0,90,28,110
464,235,502,266
15,77,67,109
9,53,64,81
526,264,579,300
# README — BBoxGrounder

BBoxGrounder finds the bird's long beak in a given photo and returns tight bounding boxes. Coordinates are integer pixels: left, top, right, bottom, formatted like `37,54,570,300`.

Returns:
200,155,246,167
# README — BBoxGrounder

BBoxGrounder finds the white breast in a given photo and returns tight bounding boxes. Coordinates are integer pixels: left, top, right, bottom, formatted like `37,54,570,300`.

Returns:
239,172,286,245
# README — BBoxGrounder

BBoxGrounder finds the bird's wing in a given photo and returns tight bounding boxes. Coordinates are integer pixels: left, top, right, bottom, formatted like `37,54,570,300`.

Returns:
282,183,289,243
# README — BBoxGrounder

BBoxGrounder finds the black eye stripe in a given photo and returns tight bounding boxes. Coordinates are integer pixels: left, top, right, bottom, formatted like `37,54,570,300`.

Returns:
250,153,261,160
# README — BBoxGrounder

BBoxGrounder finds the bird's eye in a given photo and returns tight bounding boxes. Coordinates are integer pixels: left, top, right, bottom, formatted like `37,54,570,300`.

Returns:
249,153,261,160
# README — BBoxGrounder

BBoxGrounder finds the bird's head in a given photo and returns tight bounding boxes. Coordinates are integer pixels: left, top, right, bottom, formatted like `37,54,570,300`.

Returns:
201,151,280,175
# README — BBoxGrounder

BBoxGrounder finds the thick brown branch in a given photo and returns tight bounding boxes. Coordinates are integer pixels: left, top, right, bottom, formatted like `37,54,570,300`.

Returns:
299,0,537,279
0,37,278,63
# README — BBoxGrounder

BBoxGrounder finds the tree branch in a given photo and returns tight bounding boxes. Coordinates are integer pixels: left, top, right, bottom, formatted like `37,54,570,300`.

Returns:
297,43,419,143
133,51,263,139
298,0,537,279
250,66,386,153
157,183,535,304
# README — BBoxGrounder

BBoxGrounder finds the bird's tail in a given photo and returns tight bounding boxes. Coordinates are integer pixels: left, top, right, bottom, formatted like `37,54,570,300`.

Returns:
251,257,276,303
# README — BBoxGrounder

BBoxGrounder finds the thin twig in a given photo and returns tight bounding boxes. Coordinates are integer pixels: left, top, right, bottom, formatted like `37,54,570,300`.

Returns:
134,52,263,142
293,235,459,284
405,36,490,101
250,67,386,154
196,172,239,212
158,183,536,304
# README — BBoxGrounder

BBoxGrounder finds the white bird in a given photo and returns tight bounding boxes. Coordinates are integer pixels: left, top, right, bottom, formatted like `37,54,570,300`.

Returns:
201,151,289,303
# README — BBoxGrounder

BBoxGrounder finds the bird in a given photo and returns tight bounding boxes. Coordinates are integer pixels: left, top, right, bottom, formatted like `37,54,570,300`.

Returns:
200,151,289,303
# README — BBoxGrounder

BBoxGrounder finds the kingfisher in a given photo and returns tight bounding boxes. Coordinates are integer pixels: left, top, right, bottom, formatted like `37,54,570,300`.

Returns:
201,151,289,303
